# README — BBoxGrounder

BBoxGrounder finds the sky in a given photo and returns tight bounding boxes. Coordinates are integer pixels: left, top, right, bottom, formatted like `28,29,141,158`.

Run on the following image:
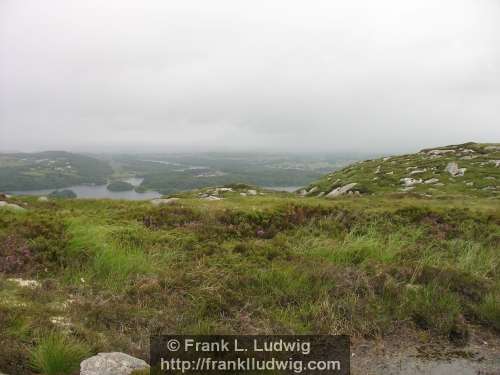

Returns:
1,0,499,153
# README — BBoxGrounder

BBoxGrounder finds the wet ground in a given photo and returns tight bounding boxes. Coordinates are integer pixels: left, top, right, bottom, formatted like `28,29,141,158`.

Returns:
352,327,500,375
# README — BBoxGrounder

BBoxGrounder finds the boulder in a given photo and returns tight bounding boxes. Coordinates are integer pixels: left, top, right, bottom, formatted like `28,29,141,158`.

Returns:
150,198,179,206
38,196,49,202
247,189,257,196
203,196,222,201
445,162,466,176
326,183,357,198
400,178,422,187
0,201,25,211
409,169,427,175
308,186,318,194
424,178,439,184
80,352,149,375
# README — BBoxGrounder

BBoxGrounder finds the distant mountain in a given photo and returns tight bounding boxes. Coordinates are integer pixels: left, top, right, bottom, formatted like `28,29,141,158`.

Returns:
0,151,113,191
301,142,499,198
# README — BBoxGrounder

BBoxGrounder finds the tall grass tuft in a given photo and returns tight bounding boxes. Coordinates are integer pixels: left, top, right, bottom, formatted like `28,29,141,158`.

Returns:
30,332,90,375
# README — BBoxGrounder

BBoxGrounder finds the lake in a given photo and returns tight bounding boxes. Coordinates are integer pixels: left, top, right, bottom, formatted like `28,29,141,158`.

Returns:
9,178,162,201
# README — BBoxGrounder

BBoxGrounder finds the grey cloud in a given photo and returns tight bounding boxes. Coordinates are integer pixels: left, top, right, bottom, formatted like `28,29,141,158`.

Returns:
1,0,499,153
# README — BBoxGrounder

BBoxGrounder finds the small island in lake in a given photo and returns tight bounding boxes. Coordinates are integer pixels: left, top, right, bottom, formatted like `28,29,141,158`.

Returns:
106,181,134,192
48,189,77,198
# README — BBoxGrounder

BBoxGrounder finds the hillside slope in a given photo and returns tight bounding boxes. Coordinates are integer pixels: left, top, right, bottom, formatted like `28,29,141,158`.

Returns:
302,142,499,198
0,151,113,191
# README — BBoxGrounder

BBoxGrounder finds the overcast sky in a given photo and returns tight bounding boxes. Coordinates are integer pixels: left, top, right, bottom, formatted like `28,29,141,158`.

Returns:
1,0,499,153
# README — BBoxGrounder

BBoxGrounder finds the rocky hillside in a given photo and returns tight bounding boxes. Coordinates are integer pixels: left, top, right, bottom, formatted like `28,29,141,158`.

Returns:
301,142,499,198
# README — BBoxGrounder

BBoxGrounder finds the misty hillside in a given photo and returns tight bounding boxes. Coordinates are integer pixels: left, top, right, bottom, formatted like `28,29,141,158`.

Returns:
0,151,113,191
301,142,500,198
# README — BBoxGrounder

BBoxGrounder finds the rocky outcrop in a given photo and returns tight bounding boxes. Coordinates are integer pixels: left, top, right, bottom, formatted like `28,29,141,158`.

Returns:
80,352,149,375
326,183,357,198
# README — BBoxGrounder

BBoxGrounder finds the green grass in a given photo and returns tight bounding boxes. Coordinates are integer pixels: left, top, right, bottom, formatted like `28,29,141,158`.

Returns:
30,332,90,375
0,188,499,373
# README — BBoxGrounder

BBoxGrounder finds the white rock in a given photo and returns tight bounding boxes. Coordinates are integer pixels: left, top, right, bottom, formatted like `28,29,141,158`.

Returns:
203,196,222,201
445,162,466,177
316,192,325,197
150,198,179,206
7,278,40,288
38,196,49,202
400,178,422,187
374,165,381,174
490,160,500,167
465,182,474,186
50,316,72,328
424,178,439,184
385,171,394,175
247,189,257,196
409,169,427,175
427,149,455,155
240,192,247,196
215,187,233,193
326,183,357,198
80,352,149,375
307,186,318,194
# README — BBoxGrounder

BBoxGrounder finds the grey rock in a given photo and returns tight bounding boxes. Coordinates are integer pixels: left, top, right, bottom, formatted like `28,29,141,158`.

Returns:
326,183,357,198
445,162,466,177
80,352,149,375
400,178,422,187
0,201,25,211
424,178,439,184
307,186,318,194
